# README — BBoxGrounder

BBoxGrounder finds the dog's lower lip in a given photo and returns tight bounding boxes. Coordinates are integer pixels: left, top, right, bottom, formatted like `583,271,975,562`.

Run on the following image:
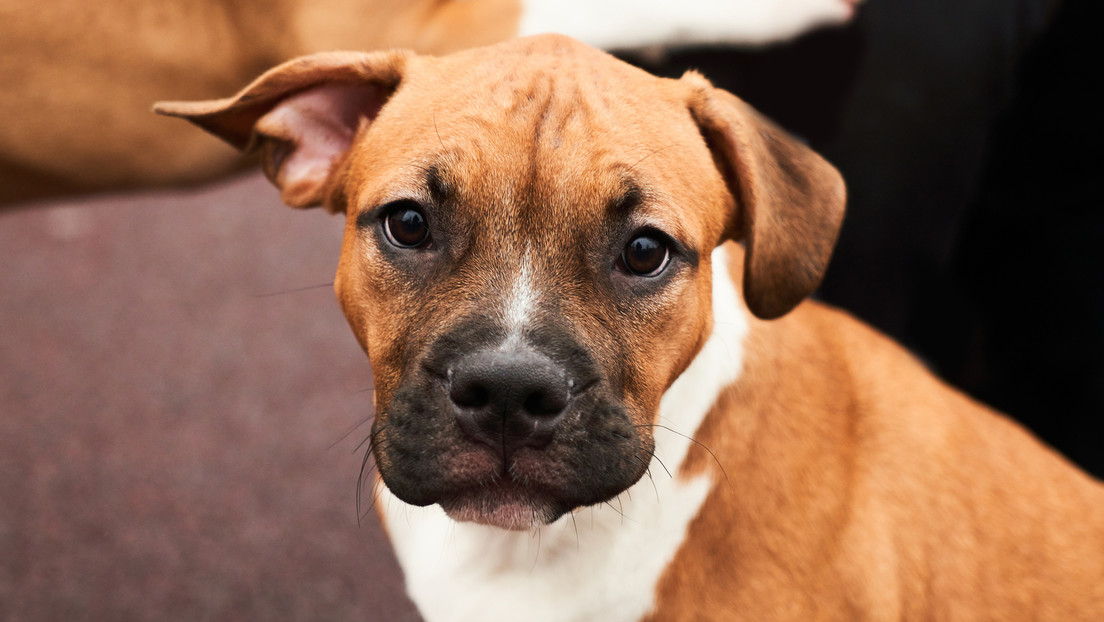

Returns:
439,480,559,530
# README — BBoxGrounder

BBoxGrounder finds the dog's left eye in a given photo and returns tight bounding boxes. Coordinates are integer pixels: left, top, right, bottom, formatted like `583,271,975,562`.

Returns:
382,202,431,248
619,233,670,277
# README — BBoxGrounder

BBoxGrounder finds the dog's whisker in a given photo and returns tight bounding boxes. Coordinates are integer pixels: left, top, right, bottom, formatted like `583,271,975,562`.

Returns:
645,467,660,502
353,423,388,455
602,500,623,521
356,469,381,524
626,143,681,174
650,450,673,479
357,472,393,525
251,281,334,298
356,427,390,524
630,454,662,501
353,434,373,455
357,472,387,525
356,453,374,525
530,523,542,573
568,510,580,551
636,423,729,483
433,108,445,150
603,497,634,526
328,414,375,450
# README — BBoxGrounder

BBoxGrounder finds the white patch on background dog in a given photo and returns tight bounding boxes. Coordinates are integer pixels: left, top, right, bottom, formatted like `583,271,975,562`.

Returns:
519,0,854,49
380,245,748,622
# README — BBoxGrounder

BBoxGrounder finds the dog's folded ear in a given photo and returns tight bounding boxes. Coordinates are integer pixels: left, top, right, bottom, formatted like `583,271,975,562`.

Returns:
154,51,409,210
684,72,846,320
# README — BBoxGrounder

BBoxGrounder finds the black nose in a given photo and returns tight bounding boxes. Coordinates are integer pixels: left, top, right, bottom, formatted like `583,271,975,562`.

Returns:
449,347,572,458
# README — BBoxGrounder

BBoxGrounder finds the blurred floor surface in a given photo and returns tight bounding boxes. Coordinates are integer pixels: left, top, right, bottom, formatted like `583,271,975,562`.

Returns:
0,173,422,621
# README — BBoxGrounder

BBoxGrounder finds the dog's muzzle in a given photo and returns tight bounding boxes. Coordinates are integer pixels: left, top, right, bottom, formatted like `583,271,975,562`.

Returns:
372,318,651,530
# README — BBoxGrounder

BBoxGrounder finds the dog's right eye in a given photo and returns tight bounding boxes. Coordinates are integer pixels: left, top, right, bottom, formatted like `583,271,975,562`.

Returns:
382,202,431,248
618,232,670,277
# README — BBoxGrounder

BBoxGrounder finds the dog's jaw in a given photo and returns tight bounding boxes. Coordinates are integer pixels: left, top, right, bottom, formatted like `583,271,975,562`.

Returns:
378,244,748,622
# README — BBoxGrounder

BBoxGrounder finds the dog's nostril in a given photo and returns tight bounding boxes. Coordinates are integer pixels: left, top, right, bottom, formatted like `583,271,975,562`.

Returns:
523,388,569,416
448,347,574,455
450,382,490,409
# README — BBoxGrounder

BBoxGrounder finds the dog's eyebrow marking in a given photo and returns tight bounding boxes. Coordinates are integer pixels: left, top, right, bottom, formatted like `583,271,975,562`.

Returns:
606,177,699,267
424,163,452,204
607,180,645,216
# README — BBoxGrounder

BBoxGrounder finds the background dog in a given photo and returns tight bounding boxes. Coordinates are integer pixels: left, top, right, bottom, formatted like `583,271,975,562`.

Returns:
0,0,855,204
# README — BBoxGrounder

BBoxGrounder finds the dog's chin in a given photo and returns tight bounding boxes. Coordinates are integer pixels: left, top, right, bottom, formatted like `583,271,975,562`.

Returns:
438,482,568,531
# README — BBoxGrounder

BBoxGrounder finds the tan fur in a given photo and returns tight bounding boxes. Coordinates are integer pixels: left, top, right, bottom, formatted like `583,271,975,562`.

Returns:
650,252,1104,620
0,0,518,204
156,36,1104,620
686,75,845,319
157,38,739,437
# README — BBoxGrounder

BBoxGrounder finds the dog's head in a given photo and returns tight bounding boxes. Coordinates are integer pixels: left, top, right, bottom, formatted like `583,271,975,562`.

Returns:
156,35,844,530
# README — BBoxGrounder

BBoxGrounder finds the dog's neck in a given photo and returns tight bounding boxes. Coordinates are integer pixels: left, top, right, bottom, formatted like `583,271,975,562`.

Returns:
377,244,748,622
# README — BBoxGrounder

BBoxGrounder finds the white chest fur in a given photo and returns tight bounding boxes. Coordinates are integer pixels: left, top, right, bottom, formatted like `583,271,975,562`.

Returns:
378,246,748,622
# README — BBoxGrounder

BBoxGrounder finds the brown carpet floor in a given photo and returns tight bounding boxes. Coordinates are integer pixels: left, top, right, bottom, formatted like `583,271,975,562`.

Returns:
0,174,422,621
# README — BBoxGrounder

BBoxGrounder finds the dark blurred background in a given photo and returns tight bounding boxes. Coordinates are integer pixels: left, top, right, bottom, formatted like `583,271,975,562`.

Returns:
2,0,1100,620
627,0,1102,476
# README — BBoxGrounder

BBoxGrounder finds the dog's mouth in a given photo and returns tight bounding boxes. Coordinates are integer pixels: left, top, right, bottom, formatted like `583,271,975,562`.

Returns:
375,325,650,531
438,479,567,531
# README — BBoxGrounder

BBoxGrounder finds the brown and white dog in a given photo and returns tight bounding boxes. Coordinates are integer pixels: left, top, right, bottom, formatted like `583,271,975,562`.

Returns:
156,35,1104,621
0,0,855,204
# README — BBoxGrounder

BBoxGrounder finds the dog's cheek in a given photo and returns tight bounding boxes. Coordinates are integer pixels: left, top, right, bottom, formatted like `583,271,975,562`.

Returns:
333,269,406,416
371,384,456,506
659,263,714,390
617,271,707,424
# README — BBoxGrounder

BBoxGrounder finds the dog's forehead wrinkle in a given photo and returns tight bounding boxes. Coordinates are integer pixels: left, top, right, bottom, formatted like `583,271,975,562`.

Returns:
401,90,684,238
428,55,628,160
